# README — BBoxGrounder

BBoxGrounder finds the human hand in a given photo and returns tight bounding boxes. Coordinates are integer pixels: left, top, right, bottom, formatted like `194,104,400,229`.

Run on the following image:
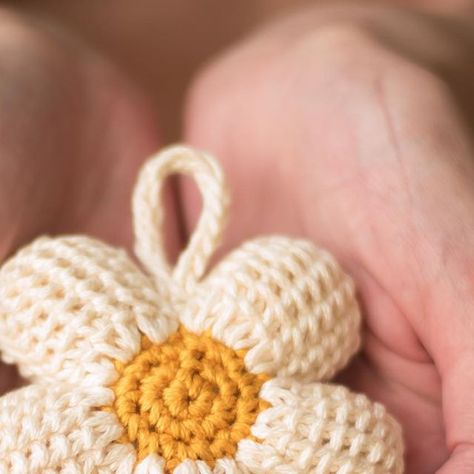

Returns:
184,4,474,473
0,9,180,394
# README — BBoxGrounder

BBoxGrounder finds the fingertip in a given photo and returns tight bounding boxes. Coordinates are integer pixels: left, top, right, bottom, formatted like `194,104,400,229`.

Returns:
437,444,474,474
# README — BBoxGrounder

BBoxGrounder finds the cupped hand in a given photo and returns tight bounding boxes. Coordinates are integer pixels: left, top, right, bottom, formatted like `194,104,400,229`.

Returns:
0,9,180,394
184,4,474,473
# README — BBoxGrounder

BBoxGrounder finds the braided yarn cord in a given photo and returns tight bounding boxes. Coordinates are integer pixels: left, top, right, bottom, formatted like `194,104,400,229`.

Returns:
0,145,404,473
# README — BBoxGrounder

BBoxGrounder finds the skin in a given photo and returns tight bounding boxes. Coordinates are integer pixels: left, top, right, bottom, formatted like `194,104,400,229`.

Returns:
184,5,474,473
0,9,175,389
1,2,474,473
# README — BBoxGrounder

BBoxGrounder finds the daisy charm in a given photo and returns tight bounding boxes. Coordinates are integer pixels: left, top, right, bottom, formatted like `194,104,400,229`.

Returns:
0,146,404,473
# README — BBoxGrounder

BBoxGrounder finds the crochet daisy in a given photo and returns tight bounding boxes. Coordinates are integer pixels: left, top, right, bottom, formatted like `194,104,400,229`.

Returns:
0,146,404,473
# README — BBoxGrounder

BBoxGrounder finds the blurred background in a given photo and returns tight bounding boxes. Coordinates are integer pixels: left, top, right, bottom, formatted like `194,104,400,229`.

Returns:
5,0,469,141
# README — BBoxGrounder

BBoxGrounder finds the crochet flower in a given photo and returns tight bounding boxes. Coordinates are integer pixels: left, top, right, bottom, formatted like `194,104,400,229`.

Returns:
0,147,404,473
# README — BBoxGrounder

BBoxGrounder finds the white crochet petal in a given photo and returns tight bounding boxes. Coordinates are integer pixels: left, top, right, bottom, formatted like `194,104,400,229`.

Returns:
135,454,245,473
181,237,360,381
213,458,246,473
0,236,178,386
0,384,136,473
173,459,213,474
134,454,165,473
235,378,404,474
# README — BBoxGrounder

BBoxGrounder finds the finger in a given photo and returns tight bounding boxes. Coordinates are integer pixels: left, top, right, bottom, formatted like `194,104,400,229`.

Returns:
437,445,474,474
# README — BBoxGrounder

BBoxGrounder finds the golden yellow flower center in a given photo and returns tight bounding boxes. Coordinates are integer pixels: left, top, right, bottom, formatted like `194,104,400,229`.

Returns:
107,326,269,472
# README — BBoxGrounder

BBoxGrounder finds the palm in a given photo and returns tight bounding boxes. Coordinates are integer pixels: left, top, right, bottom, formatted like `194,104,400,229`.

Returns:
183,133,446,474
184,18,474,473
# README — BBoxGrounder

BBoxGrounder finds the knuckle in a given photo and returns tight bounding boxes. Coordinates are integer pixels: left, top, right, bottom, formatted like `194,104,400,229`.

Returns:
304,21,377,54
186,18,459,146
185,22,384,140
299,21,382,70
301,21,454,113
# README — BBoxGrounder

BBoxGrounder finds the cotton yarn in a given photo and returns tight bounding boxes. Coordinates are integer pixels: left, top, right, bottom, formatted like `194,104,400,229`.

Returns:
0,145,404,473
108,326,269,472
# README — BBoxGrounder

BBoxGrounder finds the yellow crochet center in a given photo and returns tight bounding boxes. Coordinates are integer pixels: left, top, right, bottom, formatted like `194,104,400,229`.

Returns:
107,326,269,472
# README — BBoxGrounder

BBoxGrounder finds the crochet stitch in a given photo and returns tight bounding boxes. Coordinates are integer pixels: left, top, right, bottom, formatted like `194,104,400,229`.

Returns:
0,145,404,473
108,327,269,471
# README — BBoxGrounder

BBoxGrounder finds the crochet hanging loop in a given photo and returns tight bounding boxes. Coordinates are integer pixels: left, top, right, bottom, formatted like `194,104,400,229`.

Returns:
132,145,229,296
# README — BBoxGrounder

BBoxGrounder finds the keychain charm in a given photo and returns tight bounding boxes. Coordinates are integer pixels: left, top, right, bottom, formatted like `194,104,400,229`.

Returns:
0,146,404,473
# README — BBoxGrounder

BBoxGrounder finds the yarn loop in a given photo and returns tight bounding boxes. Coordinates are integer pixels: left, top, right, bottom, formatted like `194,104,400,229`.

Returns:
133,146,229,298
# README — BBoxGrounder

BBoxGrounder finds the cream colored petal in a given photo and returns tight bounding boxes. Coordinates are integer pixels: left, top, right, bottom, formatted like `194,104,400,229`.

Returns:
170,458,248,474
181,237,360,381
173,460,213,474
0,236,178,385
134,454,165,474
136,454,245,473
236,378,404,474
0,384,136,474
213,458,247,474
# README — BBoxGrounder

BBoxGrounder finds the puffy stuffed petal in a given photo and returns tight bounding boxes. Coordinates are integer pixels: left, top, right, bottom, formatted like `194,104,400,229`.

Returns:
173,460,213,474
134,454,166,473
135,455,246,473
236,378,404,474
0,384,135,473
172,458,244,474
0,236,178,385
182,237,360,381
213,458,247,474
